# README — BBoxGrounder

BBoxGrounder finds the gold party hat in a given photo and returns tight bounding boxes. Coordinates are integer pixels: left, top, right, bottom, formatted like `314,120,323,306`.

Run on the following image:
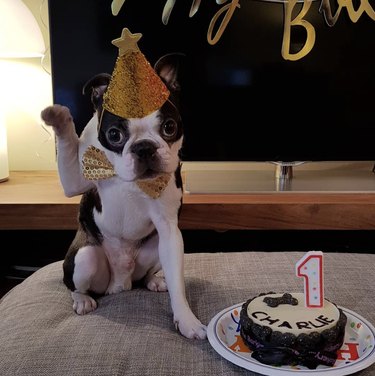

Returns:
102,28,170,119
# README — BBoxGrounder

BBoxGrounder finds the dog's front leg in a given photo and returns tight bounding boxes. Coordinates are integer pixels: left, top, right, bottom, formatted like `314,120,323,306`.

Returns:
41,104,94,196
156,221,207,339
103,238,136,294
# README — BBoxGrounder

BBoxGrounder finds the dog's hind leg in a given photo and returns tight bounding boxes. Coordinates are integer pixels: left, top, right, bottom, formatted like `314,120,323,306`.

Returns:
70,245,110,315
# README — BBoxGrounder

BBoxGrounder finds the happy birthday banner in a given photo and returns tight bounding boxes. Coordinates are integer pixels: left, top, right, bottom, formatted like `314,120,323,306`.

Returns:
111,0,375,61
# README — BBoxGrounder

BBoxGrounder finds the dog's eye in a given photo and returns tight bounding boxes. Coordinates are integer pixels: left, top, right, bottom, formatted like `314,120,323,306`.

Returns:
161,119,178,139
106,127,125,146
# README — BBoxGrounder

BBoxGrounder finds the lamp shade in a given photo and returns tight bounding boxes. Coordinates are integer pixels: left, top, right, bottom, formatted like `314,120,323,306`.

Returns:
0,0,45,58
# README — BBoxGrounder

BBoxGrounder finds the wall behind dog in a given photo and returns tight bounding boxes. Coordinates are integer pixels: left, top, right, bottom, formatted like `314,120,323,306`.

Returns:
0,0,56,171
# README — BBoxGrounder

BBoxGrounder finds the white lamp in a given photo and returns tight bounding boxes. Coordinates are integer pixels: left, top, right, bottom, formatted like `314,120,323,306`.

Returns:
0,0,45,58
0,0,45,182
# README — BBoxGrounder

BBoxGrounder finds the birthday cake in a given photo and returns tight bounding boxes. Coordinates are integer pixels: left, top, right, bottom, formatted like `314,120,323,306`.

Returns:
239,292,347,369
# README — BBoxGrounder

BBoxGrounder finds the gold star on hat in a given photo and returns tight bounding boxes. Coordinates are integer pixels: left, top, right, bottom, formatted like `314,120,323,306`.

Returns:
102,28,170,119
112,28,141,55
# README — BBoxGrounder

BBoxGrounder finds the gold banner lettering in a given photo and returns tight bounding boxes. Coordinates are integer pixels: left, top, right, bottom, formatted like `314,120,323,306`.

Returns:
112,0,375,61
207,0,241,45
282,0,316,61
320,0,375,26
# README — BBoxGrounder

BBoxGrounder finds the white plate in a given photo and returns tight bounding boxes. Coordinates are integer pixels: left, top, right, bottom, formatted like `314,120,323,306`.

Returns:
207,303,375,375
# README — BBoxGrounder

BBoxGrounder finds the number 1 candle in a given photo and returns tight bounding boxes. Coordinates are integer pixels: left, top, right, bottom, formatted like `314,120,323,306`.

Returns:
296,251,324,308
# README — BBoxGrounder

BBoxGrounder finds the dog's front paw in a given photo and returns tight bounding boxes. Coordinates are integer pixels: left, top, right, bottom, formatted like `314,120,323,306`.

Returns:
71,291,97,315
145,275,168,292
41,104,73,136
105,284,124,295
105,277,132,295
174,313,207,340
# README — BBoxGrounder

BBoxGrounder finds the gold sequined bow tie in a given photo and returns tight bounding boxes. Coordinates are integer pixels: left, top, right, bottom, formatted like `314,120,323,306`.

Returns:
82,145,171,199
82,145,116,181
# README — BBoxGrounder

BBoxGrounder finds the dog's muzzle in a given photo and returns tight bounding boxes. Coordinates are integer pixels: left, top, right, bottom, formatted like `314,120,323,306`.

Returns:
130,140,157,160
130,140,161,177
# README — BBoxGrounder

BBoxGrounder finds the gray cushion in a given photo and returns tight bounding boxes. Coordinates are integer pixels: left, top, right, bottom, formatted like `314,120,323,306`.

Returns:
0,252,374,375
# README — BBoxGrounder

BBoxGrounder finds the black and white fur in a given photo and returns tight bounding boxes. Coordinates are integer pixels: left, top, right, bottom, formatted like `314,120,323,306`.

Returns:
41,54,207,339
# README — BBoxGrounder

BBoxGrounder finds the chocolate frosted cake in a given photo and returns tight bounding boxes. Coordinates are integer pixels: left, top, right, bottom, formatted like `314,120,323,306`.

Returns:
240,292,347,369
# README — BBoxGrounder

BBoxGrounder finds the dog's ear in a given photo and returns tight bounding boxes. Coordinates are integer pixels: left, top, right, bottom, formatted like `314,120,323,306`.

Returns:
82,73,111,111
154,53,185,93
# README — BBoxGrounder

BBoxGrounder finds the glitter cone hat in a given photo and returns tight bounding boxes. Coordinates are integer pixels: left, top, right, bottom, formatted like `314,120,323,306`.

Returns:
102,28,170,119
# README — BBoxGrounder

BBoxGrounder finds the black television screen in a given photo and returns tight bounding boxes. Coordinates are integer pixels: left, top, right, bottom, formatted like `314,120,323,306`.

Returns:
47,0,375,162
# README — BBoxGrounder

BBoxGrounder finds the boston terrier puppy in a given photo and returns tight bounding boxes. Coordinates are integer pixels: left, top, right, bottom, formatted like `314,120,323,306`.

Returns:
41,52,207,340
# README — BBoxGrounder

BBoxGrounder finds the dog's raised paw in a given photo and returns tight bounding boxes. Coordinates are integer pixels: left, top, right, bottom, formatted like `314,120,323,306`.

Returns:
71,291,97,315
41,104,72,135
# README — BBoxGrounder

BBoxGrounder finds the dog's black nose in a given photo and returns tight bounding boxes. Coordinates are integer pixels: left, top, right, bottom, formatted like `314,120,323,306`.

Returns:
130,140,157,160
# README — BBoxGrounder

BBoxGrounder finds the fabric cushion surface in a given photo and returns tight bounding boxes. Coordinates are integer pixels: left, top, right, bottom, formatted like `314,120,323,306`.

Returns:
0,251,374,376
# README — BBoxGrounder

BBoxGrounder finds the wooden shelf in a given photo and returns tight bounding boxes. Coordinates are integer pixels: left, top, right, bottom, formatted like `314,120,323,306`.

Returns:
1,171,375,230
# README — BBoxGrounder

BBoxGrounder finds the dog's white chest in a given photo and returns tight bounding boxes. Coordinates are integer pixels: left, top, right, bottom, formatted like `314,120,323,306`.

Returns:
94,181,155,239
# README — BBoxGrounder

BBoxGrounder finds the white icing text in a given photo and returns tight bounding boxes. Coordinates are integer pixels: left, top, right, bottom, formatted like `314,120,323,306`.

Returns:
252,311,335,329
